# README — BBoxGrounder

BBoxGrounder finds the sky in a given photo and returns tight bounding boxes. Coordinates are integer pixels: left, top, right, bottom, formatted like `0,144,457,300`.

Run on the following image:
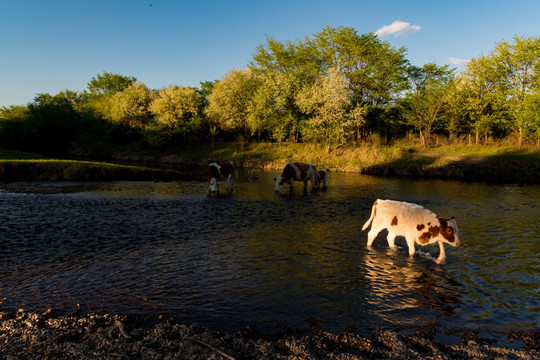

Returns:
1,0,539,107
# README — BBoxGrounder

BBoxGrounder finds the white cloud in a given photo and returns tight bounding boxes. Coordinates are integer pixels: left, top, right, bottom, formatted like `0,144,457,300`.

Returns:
449,57,470,66
375,20,421,37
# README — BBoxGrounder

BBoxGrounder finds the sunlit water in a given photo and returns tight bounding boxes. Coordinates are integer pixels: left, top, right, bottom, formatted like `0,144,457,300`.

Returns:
1,172,539,333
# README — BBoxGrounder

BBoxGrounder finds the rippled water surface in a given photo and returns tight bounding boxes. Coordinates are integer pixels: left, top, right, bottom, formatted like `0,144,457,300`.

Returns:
1,172,539,333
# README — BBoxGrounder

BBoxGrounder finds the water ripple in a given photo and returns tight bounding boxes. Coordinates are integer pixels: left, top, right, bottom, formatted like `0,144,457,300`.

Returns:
0,175,538,332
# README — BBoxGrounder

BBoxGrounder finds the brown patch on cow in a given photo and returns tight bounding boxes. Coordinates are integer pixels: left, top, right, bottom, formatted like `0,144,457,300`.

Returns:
373,201,378,217
391,216,398,226
419,232,432,244
428,225,440,237
416,224,425,231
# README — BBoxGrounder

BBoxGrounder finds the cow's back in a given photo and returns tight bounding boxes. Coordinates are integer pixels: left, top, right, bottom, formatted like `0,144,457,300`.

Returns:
374,199,436,230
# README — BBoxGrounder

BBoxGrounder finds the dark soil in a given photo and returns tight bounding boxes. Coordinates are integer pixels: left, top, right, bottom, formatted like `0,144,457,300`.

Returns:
1,309,538,359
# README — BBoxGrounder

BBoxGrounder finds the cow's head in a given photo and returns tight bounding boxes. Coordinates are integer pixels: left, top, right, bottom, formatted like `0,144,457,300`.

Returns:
418,217,460,247
209,178,219,193
440,217,460,247
273,177,285,191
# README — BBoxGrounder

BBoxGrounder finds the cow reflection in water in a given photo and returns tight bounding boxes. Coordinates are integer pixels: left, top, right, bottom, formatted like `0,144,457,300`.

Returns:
362,249,460,325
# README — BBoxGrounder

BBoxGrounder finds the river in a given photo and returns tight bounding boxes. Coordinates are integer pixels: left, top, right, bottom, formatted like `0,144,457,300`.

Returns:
1,171,538,334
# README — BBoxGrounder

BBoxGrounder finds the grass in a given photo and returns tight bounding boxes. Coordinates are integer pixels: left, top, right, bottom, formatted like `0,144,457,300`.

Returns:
2,141,539,183
0,149,188,182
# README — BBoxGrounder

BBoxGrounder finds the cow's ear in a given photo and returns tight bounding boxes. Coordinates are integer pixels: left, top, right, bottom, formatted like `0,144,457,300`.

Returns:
273,177,277,181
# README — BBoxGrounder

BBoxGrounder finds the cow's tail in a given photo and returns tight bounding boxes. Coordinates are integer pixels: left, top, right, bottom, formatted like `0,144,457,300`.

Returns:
361,200,378,231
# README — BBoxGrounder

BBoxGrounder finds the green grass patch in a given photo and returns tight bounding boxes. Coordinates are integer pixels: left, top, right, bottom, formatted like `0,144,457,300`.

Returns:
0,157,188,182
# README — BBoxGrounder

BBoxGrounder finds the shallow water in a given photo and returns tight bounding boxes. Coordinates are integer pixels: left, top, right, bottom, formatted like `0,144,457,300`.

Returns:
1,172,539,333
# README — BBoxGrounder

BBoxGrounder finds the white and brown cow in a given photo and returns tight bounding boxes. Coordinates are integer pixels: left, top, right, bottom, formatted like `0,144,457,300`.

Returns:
207,161,237,193
316,169,330,189
361,199,460,264
274,162,318,192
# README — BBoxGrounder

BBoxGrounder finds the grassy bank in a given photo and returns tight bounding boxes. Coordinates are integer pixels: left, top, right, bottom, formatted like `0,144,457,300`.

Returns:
110,142,540,184
0,149,189,182
2,143,540,184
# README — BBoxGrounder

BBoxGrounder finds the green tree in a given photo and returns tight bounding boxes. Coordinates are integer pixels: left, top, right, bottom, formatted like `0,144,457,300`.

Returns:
149,86,200,129
296,67,367,150
402,63,455,146
250,37,321,142
314,26,409,106
491,35,540,146
205,68,260,138
21,93,81,155
0,105,29,149
454,56,505,144
100,82,154,129
87,72,137,97
524,87,540,147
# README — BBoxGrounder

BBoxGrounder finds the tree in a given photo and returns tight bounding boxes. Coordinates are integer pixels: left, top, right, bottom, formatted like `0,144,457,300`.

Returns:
21,93,82,155
87,72,137,97
314,27,409,106
524,87,540,147
0,105,29,149
149,86,200,129
296,67,367,150
250,37,322,142
402,63,455,146
101,82,154,129
453,56,505,143
491,35,540,146
205,68,260,138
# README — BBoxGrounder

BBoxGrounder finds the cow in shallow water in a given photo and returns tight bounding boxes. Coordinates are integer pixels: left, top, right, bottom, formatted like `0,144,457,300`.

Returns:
274,162,318,192
207,161,237,193
316,169,330,189
361,199,460,264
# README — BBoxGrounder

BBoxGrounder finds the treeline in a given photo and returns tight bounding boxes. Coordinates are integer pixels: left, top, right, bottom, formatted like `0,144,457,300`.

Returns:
1,27,539,157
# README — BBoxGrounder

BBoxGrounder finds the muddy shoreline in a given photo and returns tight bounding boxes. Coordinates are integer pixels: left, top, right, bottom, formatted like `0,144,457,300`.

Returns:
1,309,538,359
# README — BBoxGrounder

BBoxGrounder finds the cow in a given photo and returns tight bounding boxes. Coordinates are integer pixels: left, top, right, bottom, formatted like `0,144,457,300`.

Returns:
361,199,460,264
316,169,330,189
274,162,318,192
207,161,237,193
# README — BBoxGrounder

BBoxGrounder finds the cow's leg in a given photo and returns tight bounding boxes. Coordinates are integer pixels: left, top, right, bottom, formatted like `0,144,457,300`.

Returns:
289,179,295,192
406,237,416,257
386,232,397,249
226,174,233,192
366,227,381,247
436,241,447,264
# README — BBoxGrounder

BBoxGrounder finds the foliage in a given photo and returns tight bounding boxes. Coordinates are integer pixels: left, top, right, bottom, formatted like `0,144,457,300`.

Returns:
296,67,367,148
1,31,539,155
87,72,137,97
401,63,455,146
205,68,261,138
99,82,154,129
150,86,200,129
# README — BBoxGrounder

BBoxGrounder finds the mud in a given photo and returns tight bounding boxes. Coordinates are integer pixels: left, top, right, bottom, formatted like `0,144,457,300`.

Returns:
1,309,538,360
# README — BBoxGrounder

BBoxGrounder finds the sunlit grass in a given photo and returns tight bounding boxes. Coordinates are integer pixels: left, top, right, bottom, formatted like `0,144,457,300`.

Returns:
0,149,183,181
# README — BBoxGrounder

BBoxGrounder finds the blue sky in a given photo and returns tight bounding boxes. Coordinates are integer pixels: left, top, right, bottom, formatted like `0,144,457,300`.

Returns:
1,0,539,107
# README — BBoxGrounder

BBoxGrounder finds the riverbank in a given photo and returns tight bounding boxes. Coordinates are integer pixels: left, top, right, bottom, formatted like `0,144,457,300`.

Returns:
0,158,194,182
2,142,540,184
108,142,540,184
1,309,538,360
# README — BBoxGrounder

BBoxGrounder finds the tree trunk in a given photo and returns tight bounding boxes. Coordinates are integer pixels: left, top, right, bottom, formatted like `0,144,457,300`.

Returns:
475,130,479,145
518,126,523,147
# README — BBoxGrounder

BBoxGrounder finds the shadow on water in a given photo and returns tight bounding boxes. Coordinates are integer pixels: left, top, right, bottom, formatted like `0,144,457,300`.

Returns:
0,171,538,333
